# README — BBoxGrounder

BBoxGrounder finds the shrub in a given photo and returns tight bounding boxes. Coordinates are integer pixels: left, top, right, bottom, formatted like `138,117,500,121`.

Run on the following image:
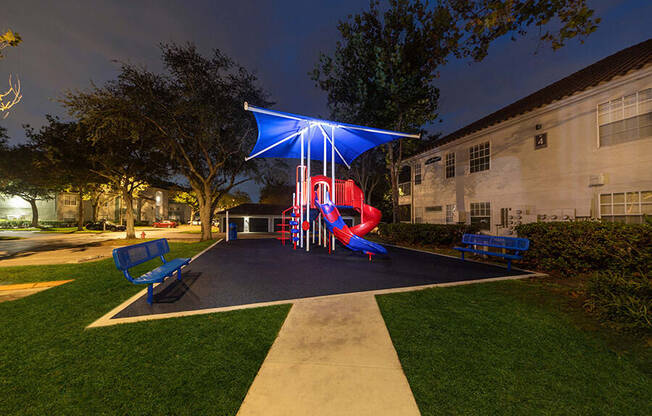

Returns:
515,221,651,276
0,220,77,229
584,271,652,331
376,223,480,246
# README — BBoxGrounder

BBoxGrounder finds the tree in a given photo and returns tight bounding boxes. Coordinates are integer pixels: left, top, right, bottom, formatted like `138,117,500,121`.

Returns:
1,29,22,116
259,161,294,206
259,177,294,206
62,86,170,238
0,144,57,227
0,30,21,58
100,43,271,241
87,184,114,222
26,117,108,230
172,190,199,222
217,191,251,211
312,0,599,222
342,147,386,205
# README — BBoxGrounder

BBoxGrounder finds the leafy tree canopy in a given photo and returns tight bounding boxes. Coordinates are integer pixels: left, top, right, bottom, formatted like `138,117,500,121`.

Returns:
311,0,599,222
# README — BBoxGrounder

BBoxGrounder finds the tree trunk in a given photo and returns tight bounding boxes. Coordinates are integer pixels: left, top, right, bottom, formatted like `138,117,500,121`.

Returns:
77,191,84,231
91,199,100,222
28,199,39,228
123,189,136,239
193,182,213,241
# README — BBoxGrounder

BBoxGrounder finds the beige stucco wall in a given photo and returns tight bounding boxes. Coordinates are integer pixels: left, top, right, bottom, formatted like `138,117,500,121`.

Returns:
401,66,652,235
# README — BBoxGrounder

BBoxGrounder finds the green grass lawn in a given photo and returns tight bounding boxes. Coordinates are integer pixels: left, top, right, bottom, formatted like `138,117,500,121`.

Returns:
0,240,290,415
180,227,221,234
377,279,651,416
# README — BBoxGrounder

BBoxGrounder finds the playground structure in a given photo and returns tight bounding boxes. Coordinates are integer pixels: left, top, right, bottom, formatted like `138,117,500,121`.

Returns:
277,171,387,258
243,103,419,259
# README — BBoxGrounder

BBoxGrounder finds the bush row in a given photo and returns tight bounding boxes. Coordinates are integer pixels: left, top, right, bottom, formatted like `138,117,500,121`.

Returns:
376,223,480,246
584,271,651,331
515,221,651,276
0,220,77,229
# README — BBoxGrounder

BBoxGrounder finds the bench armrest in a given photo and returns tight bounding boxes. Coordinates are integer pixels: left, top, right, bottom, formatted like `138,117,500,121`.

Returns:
122,270,136,283
160,255,167,264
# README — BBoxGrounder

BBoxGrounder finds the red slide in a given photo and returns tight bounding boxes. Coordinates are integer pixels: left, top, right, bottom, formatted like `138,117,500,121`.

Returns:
310,175,382,237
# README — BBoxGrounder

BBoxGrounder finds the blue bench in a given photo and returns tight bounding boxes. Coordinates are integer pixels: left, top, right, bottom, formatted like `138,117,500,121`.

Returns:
454,234,529,271
112,238,191,304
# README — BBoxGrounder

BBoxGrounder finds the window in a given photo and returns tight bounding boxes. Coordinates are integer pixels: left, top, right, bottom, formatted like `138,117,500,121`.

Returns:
446,204,456,224
398,204,411,222
399,182,411,196
470,202,491,230
598,88,652,147
469,142,490,173
445,152,455,178
414,207,423,223
399,165,411,196
425,206,442,212
600,191,652,223
414,163,422,185
63,195,77,206
398,165,411,183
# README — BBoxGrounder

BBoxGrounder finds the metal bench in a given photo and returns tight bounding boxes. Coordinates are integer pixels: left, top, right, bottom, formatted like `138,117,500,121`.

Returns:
454,234,530,271
112,238,191,304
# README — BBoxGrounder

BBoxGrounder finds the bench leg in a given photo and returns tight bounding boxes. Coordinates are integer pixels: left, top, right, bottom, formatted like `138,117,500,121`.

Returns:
460,252,465,260
147,284,153,304
177,268,182,281
507,260,511,271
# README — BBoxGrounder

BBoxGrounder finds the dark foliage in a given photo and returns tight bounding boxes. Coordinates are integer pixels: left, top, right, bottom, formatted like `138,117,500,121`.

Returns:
516,221,651,276
377,222,480,246
585,271,651,331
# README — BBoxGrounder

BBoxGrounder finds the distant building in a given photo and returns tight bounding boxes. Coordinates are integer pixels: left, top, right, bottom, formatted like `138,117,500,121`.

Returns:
399,39,652,235
215,203,359,233
0,185,192,225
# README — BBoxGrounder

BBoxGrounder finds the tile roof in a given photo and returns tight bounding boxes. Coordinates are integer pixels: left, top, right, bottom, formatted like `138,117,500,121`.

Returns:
426,38,652,151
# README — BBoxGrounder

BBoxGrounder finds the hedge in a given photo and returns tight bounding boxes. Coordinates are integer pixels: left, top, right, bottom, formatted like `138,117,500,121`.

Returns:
376,223,480,246
515,221,652,276
0,220,77,229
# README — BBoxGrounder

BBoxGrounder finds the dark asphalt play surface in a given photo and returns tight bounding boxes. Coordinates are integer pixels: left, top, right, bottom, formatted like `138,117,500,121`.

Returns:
112,238,531,319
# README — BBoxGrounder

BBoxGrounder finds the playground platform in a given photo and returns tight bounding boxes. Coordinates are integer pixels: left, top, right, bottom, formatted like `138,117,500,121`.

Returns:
104,238,533,323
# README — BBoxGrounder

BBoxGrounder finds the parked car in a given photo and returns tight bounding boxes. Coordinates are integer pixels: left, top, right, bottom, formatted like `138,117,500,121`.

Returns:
152,220,178,228
85,220,126,231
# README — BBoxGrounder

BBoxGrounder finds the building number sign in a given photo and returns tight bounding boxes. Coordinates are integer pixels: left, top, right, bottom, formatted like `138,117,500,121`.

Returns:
534,133,547,149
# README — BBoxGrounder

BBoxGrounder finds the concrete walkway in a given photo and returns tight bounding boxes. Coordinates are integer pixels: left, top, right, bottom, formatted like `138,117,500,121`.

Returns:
237,293,421,416
0,280,73,303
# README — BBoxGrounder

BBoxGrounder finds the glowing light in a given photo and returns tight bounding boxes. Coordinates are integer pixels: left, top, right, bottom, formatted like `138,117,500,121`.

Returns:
4,196,30,208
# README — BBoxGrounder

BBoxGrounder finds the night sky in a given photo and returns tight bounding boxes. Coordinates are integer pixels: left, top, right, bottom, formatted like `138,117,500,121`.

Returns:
2,0,651,200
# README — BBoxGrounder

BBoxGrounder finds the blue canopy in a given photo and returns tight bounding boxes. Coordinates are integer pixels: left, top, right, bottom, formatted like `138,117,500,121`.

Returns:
244,103,420,167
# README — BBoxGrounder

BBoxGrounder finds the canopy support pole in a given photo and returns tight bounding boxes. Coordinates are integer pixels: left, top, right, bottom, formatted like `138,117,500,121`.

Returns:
331,125,335,252
300,130,304,248
244,127,307,161
316,124,351,169
306,133,311,252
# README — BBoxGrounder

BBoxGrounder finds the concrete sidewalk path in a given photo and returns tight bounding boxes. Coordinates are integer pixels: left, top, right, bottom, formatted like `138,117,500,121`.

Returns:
237,294,421,416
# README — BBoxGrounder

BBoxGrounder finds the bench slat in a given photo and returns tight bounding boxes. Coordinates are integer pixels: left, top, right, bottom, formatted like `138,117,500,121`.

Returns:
113,239,170,271
454,246,522,260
